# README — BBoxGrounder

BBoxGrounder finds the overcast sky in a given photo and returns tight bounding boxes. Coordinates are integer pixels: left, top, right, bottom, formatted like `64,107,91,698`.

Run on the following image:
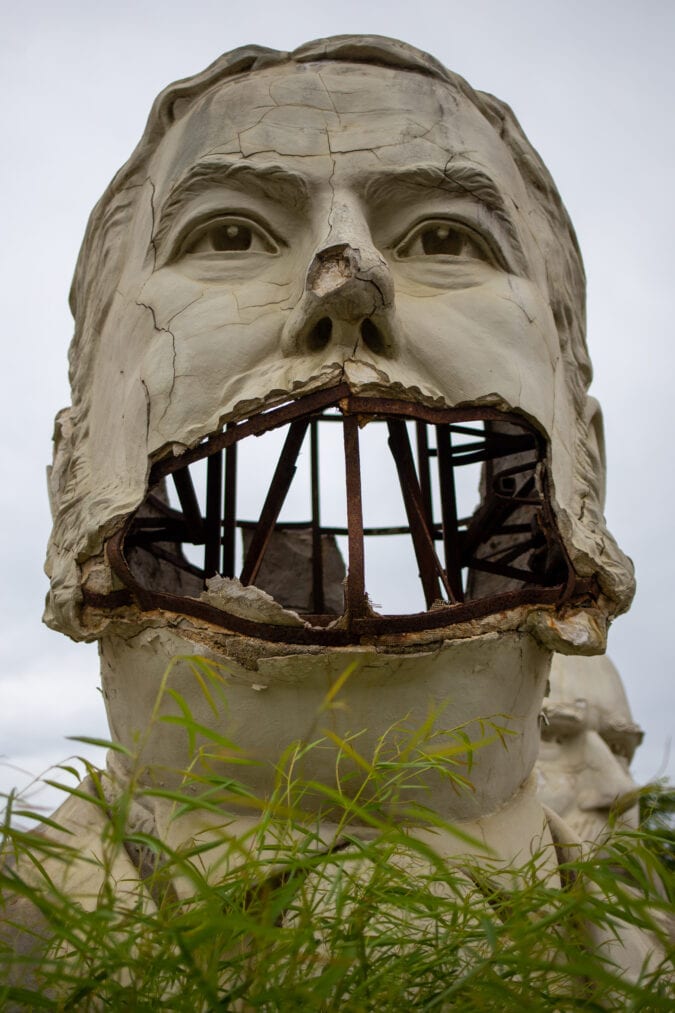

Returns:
1,0,673,817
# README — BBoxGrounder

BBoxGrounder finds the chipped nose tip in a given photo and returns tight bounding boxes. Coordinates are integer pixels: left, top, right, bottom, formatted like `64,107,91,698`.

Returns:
307,243,359,297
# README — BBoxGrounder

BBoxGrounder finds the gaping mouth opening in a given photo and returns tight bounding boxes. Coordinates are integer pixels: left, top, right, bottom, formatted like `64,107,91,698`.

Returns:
104,384,586,645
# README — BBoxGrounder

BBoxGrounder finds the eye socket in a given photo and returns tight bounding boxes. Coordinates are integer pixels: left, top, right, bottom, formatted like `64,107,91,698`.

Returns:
602,724,643,762
540,708,585,743
605,736,636,762
182,217,278,256
396,220,491,262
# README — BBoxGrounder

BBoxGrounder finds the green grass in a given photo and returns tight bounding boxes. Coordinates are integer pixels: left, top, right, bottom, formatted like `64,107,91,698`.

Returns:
1,656,672,1010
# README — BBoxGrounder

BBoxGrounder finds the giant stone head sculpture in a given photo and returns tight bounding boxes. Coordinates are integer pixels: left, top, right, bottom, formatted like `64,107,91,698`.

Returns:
43,36,635,832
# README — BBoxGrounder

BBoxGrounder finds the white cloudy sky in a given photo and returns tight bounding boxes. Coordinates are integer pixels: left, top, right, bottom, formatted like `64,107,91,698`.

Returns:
1,0,673,816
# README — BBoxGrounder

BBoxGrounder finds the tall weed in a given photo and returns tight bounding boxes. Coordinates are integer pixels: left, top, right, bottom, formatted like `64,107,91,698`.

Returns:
1,656,672,1010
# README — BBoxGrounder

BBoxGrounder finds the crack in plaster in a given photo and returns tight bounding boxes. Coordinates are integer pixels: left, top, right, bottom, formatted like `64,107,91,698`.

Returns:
140,379,151,442
500,286,537,326
166,293,204,329
316,71,339,244
136,299,177,425
147,178,159,270
239,293,293,311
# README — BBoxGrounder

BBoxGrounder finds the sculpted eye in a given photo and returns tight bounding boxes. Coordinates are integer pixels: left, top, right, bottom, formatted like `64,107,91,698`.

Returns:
606,737,632,761
397,221,490,261
182,218,278,255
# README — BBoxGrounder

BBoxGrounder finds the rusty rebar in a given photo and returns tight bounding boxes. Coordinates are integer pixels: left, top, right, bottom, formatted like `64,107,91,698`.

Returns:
172,468,204,543
436,424,464,603
239,418,310,587
415,420,434,532
114,387,576,644
310,418,325,613
343,413,367,618
386,420,450,607
223,428,237,578
204,450,223,577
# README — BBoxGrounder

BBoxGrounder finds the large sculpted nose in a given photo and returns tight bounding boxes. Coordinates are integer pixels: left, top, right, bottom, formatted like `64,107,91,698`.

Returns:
281,241,398,357
578,731,638,813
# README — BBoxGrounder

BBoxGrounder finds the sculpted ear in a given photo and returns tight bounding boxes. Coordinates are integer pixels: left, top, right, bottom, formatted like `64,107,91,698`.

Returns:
583,396,606,512
47,407,76,520
45,405,88,640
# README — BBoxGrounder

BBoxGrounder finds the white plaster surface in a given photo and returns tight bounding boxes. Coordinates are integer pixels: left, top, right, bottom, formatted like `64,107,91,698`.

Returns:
537,653,643,843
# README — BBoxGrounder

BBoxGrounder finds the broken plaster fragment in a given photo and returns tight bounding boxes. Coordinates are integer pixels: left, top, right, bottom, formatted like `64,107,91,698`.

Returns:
525,607,607,655
200,575,309,628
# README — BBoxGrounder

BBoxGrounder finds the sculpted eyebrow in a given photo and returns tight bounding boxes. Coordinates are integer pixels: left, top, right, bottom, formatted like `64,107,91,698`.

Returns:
155,160,309,243
364,163,527,271
601,720,644,742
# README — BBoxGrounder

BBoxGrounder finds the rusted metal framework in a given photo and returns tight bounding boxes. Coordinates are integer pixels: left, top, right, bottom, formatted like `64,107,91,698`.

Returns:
102,384,587,644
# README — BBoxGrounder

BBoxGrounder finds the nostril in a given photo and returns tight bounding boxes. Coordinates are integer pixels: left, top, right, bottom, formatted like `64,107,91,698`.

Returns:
360,317,385,354
308,317,332,351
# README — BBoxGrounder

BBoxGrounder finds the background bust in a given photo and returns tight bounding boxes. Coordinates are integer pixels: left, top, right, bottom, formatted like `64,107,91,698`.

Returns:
537,653,644,844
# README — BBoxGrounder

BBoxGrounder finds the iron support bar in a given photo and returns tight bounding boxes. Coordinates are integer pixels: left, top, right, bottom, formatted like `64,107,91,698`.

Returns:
204,451,223,577
386,420,451,607
111,386,576,644
171,468,204,543
415,421,434,531
343,413,367,618
436,424,464,603
223,429,237,578
310,418,325,613
239,418,310,587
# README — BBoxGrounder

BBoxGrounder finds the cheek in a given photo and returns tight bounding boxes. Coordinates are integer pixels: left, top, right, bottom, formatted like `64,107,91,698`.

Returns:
138,265,299,331
536,758,579,812
140,313,288,452
395,276,561,428
135,267,301,449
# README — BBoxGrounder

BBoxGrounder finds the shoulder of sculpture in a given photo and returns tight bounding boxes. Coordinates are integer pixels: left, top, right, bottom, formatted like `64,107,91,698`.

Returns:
542,804,673,987
1,775,152,988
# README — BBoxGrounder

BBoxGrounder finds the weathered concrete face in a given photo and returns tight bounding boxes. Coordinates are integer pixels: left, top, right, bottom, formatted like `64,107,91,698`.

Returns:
537,654,643,842
45,41,633,652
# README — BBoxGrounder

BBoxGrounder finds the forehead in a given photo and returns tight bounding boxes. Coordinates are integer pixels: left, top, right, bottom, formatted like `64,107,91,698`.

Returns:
149,62,527,202
548,664,632,722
